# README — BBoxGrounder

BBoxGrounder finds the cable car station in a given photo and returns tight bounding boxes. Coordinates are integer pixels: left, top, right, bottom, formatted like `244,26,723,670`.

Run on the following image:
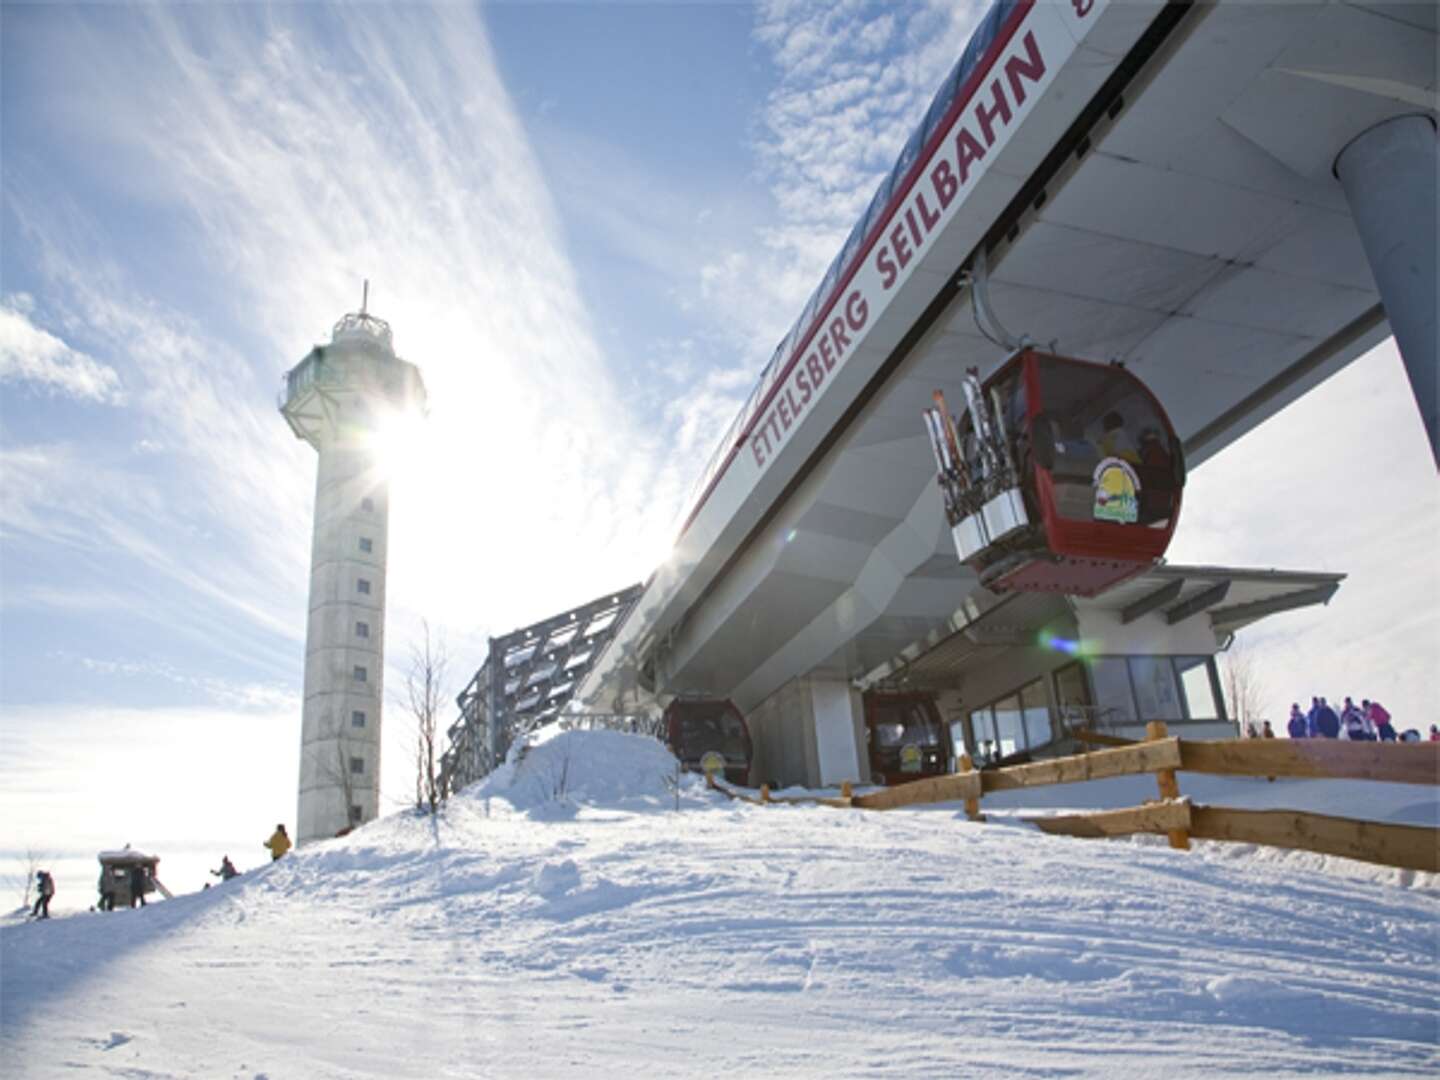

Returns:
443,0,1432,796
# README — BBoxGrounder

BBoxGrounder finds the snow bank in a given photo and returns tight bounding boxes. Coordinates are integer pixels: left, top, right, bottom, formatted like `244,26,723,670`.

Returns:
3,730,1436,1079
471,729,685,814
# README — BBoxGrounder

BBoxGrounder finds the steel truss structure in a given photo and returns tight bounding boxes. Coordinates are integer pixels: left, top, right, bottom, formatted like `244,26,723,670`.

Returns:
439,584,642,793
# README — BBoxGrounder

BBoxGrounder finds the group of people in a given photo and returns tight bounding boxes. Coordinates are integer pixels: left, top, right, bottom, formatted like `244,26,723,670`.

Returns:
28,824,293,922
1282,697,1431,742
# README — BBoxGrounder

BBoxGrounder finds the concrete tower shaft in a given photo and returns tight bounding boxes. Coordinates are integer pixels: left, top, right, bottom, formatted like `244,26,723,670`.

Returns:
280,307,426,844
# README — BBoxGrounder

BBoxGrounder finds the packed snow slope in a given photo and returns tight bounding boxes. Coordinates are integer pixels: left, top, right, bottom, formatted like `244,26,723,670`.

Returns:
2,731,1437,1079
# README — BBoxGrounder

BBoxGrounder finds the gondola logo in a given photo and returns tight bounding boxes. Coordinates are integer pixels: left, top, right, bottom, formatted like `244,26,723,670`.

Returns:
1092,457,1140,524
699,750,727,777
899,743,923,773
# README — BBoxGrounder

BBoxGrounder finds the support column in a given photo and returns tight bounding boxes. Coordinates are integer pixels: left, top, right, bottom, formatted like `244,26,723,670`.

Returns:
1334,115,1438,467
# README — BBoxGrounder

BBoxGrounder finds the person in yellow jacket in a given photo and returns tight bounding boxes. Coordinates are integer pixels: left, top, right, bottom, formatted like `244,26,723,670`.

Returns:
264,824,291,861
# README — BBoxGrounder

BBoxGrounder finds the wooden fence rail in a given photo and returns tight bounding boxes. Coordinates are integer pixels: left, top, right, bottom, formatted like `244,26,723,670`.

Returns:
1031,800,1440,873
711,728,1439,872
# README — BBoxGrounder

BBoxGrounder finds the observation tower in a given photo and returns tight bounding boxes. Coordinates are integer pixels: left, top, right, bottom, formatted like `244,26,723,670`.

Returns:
280,288,426,843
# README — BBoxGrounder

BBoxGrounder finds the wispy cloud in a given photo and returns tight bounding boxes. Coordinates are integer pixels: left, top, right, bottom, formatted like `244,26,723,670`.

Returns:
6,3,702,657
0,294,122,403
76,657,297,713
695,1,985,363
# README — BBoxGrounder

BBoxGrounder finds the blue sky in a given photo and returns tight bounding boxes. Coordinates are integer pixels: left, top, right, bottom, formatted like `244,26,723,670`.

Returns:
2,1,1436,903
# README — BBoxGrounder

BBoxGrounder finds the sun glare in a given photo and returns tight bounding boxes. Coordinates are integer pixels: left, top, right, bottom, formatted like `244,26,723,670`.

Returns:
365,407,429,484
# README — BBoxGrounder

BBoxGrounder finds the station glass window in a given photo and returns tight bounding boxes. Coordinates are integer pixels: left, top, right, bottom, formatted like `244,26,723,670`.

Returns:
358,537,373,554
351,710,366,728
1176,656,1221,720
1084,655,1224,725
350,804,363,824
1089,658,1138,726
969,677,1051,760
1020,679,1051,747
357,579,371,595
992,695,1025,757
892,126,924,184
349,756,364,775
355,621,369,639
949,719,968,763
1053,661,1092,728
1131,656,1182,721
353,665,367,683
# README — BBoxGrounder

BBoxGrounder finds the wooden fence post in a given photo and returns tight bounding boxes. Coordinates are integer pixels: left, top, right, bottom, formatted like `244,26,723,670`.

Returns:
840,781,852,803
1146,721,1190,850
760,784,771,804
960,754,985,822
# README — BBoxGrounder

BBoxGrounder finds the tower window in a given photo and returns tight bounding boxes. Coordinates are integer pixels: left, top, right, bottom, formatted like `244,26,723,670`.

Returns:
355,621,369,639
353,665,367,682
351,710,366,728
350,756,364,775
358,537,373,554
357,579,371,595
361,497,374,513
350,804,363,823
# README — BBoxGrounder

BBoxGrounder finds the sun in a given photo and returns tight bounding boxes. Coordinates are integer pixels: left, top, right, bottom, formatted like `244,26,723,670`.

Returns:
364,406,429,484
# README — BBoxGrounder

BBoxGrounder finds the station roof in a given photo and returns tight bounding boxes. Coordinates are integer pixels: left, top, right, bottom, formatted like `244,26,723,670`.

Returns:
870,564,1344,690
1085,565,1345,635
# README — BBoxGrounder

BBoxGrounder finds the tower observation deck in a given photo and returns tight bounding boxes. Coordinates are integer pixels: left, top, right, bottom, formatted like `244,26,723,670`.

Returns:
280,297,426,844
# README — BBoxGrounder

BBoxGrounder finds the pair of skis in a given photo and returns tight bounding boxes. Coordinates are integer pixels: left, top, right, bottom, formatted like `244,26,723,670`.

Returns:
922,389,969,527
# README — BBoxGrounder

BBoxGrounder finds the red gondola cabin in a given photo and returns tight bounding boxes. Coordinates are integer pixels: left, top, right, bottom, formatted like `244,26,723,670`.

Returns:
663,698,753,786
923,348,1185,597
863,692,949,786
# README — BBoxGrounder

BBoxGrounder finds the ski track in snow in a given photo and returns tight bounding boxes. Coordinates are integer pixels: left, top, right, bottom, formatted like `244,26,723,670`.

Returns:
2,732,1437,1078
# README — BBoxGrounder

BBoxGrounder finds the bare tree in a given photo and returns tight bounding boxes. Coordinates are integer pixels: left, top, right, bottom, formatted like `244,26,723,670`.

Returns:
310,737,361,836
1222,638,1268,734
406,620,449,815
8,848,48,911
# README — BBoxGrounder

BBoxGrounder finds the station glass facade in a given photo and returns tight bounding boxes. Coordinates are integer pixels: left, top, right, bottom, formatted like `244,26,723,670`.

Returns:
960,653,1227,762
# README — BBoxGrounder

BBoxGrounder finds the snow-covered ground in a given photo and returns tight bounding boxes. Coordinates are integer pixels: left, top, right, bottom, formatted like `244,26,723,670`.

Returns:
3,731,1436,1078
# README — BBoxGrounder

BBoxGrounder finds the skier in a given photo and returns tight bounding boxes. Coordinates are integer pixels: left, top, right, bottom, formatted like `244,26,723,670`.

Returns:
211,856,239,882
1261,720,1275,739
129,863,148,908
31,870,54,920
263,824,291,862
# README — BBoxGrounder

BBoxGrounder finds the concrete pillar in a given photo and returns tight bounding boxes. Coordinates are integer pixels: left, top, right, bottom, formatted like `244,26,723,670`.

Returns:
810,678,866,788
745,675,866,789
1334,115,1438,467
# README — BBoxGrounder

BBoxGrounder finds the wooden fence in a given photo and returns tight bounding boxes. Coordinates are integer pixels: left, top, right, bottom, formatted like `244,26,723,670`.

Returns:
709,723,1439,872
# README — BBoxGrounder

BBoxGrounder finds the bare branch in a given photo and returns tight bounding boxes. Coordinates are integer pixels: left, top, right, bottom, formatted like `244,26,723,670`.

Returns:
405,620,450,814
1223,638,1269,732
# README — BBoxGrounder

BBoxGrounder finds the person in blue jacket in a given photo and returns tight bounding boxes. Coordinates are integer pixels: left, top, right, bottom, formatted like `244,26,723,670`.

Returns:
1286,703,1307,739
1314,697,1341,739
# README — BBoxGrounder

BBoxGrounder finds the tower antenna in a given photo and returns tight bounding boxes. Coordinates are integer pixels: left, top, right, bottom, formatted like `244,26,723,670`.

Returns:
361,279,369,316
